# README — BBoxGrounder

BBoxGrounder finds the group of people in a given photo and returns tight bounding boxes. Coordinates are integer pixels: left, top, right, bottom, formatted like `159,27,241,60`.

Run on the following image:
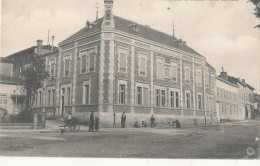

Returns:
121,112,156,128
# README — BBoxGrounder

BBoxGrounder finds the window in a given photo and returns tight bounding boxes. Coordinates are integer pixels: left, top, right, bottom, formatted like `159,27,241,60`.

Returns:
119,84,125,104
205,71,209,88
52,89,55,106
170,91,174,108
175,92,179,108
64,59,70,77
139,53,147,76
35,92,38,107
49,59,56,78
61,85,71,106
81,55,87,73
196,68,202,86
136,85,149,106
169,90,180,108
137,87,142,105
161,90,165,107
80,48,96,73
185,91,191,109
217,88,220,97
171,62,178,81
165,67,170,78
89,52,95,72
119,48,127,72
48,90,51,106
39,91,42,107
184,65,190,84
84,84,90,104
197,94,202,110
155,89,160,106
156,58,164,79
67,87,71,105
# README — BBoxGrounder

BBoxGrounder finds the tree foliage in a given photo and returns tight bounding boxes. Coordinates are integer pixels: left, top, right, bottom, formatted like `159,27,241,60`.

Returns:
20,55,50,110
248,0,260,28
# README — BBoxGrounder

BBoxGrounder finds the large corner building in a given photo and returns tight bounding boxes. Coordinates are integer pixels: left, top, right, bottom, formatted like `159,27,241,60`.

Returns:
6,0,218,126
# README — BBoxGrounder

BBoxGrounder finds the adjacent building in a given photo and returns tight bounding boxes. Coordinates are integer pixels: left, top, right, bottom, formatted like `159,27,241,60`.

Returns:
216,69,254,122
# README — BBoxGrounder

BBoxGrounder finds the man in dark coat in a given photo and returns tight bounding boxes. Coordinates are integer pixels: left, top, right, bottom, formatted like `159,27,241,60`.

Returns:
89,112,94,132
150,115,155,128
121,112,126,128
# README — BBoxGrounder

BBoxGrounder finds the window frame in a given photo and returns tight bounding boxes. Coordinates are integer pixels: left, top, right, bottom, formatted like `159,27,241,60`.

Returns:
184,65,191,84
138,52,148,76
63,54,71,77
136,83,149,106
169,88,180,108
118,47,128,73
170,61,178,82
79,47,97,74
83,81,91,105
118,80,127,105
185,90,191,109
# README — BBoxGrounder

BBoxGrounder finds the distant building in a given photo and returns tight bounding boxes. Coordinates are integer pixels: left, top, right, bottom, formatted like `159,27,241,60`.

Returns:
253,93,260,118
216,69,254,122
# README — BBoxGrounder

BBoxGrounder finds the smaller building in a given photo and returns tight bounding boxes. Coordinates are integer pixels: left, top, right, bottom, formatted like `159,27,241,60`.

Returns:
215,69,255,122
0,75,26,117
0,57,13,77
253,93,260,118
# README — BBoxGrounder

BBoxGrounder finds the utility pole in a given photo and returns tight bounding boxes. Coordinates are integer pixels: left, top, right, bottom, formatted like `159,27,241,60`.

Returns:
95,1,99,20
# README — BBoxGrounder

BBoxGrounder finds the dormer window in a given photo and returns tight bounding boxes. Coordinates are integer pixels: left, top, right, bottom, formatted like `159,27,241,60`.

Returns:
86,21,96,29
174,38,186,46
129,23,139,31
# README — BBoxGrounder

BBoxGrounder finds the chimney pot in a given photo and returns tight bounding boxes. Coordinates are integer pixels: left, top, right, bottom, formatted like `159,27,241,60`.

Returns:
242,79,245,83
51,36,55,52
37,39,43,55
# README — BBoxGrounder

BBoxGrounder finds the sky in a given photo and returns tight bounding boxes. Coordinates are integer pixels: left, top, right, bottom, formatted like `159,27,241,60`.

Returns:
1,0,260,93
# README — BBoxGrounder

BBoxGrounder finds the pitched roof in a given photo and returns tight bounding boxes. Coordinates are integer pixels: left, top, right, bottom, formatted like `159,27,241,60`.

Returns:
60,17,104,45
114,16,202,56
206,62,215,71
60,15,203,56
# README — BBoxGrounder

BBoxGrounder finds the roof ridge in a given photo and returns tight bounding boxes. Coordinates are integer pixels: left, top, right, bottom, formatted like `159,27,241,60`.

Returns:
113,15,178,40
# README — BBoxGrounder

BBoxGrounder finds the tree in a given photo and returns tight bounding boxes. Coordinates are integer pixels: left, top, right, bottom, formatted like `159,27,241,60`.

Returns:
20,55,50,110
248,0,260,28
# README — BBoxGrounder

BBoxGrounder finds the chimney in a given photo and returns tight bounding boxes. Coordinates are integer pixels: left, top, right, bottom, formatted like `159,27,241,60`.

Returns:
51,36,55,52
242,79,245,84
220,67,228,80
37,39,43,55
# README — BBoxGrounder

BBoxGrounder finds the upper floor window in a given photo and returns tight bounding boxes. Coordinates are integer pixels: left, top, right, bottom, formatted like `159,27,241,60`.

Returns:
49,59,56,78
205,71,209,88
196,68,202,86
63,55,71,77
171,61,178,82
184,65,190,84
139,53,148,76
80,48,96,73
119,48,127,72
156,58,164,79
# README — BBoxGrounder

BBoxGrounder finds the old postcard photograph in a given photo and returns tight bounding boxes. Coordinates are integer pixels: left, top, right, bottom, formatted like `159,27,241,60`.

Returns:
0,0,260,164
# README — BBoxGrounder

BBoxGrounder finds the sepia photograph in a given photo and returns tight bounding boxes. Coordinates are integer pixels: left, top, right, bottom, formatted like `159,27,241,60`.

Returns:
0,0,260,164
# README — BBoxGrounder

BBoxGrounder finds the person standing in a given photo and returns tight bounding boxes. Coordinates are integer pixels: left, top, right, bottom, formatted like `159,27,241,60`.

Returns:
95,117,99,132
89,111,94,132
121,112,126,128
150,115,155,128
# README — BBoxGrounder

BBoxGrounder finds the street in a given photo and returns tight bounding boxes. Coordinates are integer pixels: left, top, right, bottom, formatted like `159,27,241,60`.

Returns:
0,120,259,158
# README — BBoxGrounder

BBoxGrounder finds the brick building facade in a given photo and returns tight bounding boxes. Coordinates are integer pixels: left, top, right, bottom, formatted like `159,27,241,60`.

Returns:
5,0,218,126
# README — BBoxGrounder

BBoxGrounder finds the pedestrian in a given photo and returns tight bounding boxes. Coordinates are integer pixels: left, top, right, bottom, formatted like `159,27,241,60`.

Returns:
89,111,94,132
150,115,155,128
121,112,126,128
134,121,140,128
95,117,99,132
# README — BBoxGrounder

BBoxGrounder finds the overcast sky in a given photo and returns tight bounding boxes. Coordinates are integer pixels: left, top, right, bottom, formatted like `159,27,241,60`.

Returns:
1,0,260,93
